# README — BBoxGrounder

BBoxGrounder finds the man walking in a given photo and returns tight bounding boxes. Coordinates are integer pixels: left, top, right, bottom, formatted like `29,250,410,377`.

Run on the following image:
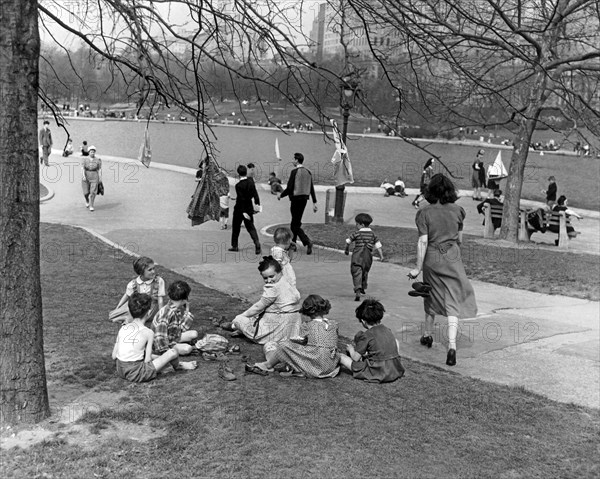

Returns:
229,164,262,255
278,152,318,254
39,120,53,166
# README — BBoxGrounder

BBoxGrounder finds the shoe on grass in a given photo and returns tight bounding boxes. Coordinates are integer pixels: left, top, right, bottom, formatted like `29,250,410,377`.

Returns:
218,363,237,381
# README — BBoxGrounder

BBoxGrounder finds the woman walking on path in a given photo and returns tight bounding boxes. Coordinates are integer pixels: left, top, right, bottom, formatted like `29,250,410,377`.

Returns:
81,145,102,211
471,149,485,200
408,173,477,366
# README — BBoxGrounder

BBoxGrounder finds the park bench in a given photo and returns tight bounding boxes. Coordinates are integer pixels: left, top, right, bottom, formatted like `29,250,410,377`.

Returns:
482,203,504,238
483,204,574,250
520,210,574,250
220,119,234,125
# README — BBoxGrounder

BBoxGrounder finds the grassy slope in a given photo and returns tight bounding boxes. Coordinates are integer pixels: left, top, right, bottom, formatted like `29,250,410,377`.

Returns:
2,224,598,479
300,224,600,301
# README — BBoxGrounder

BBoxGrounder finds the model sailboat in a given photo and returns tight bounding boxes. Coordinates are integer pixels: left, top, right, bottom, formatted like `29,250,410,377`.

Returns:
487,151,508,180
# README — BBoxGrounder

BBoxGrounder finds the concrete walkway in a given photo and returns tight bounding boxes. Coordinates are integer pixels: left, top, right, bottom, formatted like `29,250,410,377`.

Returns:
40,153,600,409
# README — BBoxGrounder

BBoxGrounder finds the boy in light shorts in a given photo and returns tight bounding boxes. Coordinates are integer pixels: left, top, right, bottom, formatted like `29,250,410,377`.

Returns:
112,293,197,383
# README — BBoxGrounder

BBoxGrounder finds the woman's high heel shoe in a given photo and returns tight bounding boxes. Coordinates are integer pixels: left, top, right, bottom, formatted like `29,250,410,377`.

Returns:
420,335,433,348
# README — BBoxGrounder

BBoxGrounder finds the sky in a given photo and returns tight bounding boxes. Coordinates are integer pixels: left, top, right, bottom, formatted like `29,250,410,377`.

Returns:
39,0,323,49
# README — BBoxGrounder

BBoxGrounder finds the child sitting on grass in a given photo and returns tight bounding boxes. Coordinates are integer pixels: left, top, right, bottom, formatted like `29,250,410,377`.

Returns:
152,280,199,356
339,299,404,383
115,257,166,323
345,213,384,301
112,293,197,383
249,294,340,378
270,226,296,288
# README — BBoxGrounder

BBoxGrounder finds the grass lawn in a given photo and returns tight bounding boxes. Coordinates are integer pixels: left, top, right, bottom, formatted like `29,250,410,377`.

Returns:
300,224,600,301
1,223,599,478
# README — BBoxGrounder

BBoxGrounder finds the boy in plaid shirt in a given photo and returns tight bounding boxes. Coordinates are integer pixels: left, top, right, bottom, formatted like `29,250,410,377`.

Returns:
345,213,384,301
152,281,199,356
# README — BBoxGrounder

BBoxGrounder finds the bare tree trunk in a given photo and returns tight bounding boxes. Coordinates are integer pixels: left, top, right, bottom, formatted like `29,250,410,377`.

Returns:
500,119,538,241
0,0,50,424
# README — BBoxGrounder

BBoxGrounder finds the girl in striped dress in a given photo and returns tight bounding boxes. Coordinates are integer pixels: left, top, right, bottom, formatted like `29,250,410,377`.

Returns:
345,213,384,301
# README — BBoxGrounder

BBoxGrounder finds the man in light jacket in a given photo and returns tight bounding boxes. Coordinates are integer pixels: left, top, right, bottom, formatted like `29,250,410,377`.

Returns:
278,152,318,254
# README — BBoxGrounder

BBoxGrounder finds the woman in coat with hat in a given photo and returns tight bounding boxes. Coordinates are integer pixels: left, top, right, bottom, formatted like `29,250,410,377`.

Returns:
81,145,102,211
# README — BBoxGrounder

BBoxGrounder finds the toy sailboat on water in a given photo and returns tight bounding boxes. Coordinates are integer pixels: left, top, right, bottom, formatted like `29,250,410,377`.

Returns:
487,150,508,180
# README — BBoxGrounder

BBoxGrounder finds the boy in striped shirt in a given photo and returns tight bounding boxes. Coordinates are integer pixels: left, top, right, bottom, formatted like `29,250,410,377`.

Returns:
345,213,384,301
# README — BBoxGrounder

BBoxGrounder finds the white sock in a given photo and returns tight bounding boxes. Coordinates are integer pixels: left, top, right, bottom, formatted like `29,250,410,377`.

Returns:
448,316,458,350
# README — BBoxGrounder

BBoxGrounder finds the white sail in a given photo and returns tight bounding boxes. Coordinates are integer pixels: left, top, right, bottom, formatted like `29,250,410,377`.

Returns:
487,151,508,179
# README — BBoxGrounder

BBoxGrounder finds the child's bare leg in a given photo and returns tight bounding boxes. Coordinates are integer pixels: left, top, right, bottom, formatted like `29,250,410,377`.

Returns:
174,330,199,355
255,341,278,371
339,354,353,370
152,349,179,372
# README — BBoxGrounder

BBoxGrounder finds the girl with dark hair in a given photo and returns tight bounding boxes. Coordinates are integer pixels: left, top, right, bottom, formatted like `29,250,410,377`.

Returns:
412,158,435,209
408,173,477,367
248,294,340,378
338,299,404,383
228,256,301,344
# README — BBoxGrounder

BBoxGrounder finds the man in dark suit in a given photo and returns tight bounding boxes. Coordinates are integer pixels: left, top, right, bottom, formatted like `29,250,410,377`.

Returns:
229,164,261,255
278,152,318,254
38,120,52,166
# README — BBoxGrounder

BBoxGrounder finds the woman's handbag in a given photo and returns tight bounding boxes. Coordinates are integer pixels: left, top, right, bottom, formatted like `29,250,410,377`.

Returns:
108,303,131,323
97,182,105,195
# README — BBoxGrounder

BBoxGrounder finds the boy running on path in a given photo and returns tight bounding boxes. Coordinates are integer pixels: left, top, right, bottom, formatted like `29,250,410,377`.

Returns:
345,213,384,301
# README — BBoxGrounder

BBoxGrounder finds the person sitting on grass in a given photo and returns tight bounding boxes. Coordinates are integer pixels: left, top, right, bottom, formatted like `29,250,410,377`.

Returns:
339,299,405,383
115,256,165,323
152,280,199,356
247,294,340,378
222,256,301,345
112,293,197,383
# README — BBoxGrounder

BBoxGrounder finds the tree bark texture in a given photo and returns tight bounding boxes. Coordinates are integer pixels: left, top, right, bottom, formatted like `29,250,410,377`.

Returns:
0,0,50,424
500,68,549,242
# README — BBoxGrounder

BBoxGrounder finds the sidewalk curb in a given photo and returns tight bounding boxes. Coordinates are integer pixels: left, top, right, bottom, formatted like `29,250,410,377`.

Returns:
39,181,55,203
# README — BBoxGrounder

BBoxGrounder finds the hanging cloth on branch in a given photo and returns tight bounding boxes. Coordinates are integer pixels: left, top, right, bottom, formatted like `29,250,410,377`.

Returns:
187,156,229,226
138,126,152,168
330,119,354,187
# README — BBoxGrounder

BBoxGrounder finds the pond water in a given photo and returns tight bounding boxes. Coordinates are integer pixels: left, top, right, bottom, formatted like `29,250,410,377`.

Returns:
41,118,599,210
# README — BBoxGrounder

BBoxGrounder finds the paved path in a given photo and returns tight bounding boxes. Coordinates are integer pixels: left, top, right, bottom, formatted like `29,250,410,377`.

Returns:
40,154,600,409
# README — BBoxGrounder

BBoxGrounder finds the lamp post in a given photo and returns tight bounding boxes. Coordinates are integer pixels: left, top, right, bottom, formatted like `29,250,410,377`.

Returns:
332,77,359,224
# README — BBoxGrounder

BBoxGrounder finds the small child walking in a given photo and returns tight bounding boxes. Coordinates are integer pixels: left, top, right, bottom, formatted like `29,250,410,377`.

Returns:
345,213,383,301
219,181,231,230
270,227,296,288
115,257,166,322
339,299,404,383
112,292,197,383
250,294,340,378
